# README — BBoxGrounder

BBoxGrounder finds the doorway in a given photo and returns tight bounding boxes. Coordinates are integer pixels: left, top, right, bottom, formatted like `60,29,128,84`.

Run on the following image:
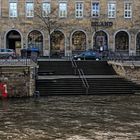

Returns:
6,30,21,56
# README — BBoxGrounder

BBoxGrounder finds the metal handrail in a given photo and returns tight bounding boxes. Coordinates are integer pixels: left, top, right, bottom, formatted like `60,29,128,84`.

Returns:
70,58,89,94
107,50,140,61
78,68,89,94
71,58,77,75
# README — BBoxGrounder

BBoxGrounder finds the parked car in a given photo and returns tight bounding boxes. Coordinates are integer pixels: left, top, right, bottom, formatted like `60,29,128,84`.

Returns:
0,48,16,59
21,47,40,58
73,50,101,60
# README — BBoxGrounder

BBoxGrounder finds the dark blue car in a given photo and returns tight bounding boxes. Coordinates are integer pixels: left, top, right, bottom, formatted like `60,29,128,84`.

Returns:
21,47,40,58
27,47,40,53
73,50,101,60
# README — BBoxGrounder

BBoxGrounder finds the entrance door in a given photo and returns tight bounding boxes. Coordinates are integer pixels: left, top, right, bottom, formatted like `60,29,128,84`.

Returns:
93,31,108,51
50,31,65,58
96,36,105,47
6,30,21,56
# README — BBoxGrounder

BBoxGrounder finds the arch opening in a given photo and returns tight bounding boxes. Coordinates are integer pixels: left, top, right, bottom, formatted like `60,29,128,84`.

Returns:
93,31,108,51
136,32,140,55
50,30,65,58
72,31,86,54
115,31,129,53
6,30,21,55
28,30,43,56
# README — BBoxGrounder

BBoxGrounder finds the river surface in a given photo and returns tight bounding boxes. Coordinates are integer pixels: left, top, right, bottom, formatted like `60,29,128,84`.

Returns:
0,95,140,140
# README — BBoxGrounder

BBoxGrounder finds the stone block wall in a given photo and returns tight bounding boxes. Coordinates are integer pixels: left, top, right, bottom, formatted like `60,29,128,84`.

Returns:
0,0,140,53
109,61,140,85
0,66,35,98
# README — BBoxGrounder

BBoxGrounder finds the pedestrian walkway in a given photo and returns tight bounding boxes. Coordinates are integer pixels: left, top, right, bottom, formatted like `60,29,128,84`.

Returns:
38,75,120,80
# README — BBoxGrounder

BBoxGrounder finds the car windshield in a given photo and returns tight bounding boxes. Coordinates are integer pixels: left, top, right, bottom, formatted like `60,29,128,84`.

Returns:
81,51,96,55
1,49,5,52
7,49,13,52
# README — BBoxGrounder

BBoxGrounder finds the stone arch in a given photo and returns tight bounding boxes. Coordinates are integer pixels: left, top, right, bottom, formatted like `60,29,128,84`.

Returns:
92,30,109,51
70,30,87,53
5,29,23,55
50,30,65,58
136,32,140,55
27,30,44,56
114,30,130,53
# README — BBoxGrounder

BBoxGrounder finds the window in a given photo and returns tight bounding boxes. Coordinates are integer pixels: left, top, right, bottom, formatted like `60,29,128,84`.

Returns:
9,1,17,17
108,2,116,18
75,2,83,18
124,2,132,18
26,2,34,17
42,2,51,17
59,2,67,17
0,0,1,16
91,2,100,17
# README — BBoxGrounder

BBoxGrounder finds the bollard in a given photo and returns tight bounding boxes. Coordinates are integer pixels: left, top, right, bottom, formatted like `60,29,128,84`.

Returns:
34,90,40,98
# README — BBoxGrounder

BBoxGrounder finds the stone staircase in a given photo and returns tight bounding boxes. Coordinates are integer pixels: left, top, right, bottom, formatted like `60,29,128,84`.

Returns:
76,61,116,75
87,77,140,94
36,78,86,96
36,60,140,95
38,60,74,75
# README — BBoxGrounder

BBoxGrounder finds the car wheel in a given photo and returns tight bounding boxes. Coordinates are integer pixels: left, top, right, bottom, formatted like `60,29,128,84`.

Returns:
96,58,99,61
8,56,13,59
77,58,81,60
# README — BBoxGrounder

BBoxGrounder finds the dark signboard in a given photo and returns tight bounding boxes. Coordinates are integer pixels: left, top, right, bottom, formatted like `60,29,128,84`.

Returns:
91,21,113,27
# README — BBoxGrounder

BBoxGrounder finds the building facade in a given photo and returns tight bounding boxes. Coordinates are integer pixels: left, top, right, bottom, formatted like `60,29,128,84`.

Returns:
0,0,140,57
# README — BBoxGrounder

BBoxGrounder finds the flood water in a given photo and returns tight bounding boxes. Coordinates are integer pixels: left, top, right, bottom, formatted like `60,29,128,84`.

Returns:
0,95,140,140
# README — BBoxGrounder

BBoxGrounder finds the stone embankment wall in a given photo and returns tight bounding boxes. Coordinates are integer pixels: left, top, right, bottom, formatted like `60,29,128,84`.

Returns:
108,61,140,84
0,66,35,98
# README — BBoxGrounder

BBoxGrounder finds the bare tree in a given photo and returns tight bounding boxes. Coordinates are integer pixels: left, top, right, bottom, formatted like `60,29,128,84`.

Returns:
34,1,65,57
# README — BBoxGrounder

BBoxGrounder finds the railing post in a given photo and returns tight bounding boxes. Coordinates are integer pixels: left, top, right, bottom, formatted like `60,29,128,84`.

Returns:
77,68,89,95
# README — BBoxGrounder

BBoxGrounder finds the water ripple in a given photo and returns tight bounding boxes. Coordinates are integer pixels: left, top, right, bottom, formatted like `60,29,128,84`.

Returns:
0,95,140,140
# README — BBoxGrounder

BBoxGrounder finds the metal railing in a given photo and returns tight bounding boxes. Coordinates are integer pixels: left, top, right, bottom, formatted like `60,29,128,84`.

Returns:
107,50,140,61
71,57,77,75
78,68,89,94
0,58,36,66
71,57,89,94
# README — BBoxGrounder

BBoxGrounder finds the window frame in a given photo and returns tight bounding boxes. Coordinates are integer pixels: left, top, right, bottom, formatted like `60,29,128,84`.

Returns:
75,1,84,18
26,1,34,18
42,2,51,17
108,1,116,18
9,0,18,17
59,2,67,18
124,2,132,19
91,1,100,18
0,0,1,16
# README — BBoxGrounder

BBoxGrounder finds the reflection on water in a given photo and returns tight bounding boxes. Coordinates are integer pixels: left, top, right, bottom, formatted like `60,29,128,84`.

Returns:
0,95,140,140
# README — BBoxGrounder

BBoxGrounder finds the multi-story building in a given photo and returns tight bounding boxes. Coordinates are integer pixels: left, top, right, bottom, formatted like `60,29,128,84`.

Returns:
0,0,140,57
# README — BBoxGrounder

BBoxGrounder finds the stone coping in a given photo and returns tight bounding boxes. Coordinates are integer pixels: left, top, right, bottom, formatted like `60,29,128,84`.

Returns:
108,61,140,67
38,75,120,80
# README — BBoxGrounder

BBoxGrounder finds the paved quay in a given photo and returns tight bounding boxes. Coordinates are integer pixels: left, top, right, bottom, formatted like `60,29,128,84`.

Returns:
38,75,120,79
108,60,140,67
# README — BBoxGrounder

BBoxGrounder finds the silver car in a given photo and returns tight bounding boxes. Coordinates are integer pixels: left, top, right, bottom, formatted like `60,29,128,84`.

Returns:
0,48,16,59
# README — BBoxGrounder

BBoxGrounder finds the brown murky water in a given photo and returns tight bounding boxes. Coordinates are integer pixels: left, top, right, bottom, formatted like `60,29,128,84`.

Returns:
0,95,140,140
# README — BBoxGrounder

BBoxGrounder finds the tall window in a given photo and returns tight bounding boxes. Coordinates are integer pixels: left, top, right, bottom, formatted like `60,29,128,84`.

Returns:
124,2,132,18
91,2,100,17
0,0,2,16
59,2,67,17
42,2,51,17
26,2,34,17
108,2,116,18
75,2,83,18
9,1,17,17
